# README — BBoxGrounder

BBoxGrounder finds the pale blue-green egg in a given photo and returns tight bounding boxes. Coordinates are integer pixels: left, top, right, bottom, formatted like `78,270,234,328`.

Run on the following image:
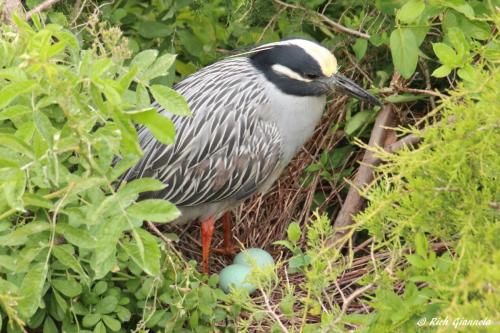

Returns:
233,248,274,268
218,264,256,294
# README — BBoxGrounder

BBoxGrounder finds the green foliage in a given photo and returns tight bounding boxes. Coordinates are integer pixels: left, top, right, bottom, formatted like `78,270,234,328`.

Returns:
0,15,230,332
1,1,498,332
386,0,494,79
353,36,499,331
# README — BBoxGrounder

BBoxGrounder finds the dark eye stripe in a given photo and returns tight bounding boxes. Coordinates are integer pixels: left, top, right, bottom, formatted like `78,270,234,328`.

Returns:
305,73,320,80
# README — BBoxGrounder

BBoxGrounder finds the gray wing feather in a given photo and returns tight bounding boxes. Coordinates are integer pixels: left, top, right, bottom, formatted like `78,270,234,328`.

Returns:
121,58,282,207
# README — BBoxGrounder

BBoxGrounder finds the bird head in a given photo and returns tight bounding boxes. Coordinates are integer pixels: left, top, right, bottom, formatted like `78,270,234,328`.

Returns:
247,39,381,106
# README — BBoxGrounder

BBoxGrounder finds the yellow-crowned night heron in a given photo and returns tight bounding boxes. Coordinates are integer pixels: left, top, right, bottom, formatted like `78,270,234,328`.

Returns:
122,39,380,272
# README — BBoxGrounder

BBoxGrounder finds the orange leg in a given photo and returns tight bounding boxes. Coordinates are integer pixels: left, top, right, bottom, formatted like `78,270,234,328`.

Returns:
214,212,239,256
201,216,216,274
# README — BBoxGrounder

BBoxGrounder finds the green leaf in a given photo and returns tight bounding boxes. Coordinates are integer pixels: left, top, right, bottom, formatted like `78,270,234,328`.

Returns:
95,295,118,314
52,245,89,281
0,105,31,120
432,65,452,78
135,83,150,107
93,321,107,333
52,278,82,297
33,111,55,147
352,38,368,60
406,254,427,269
91,58,112,79
55,224,96,249
142,53,177,81
457,64,478,82
397,0,425,23
409,25,430,47
442,11,490,40
131,109,176,145
43,316,58,333
0,80,36,109
445,1,474,19
127,199,180,223
189,310,199,329
2,168,26,210
137,21,173,39
83,313,101,328
287,222,301,243
109,155,140,182
432,43,457,66
150,85,190,116
116,306,131,322
447,27,468,58
279,294,296,316
102,315,121,331
101,82,121,106
0,221,51,246
146,309,167,328
118,66,138,92
138,228,161,276
121,228,161,276
23,193,53,209
344,110,372,135
131,49,158,72
0,67,27,81
94,281,108,295
384,93,426,103
415,232,428,257
390,28,419,79
91,217,126,279
118,178,166,200
18,263,48,319
273,240,295,252
0,133,34,158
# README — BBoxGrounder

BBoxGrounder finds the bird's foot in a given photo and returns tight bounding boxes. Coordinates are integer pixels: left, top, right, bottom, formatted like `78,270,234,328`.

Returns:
213,245,239,257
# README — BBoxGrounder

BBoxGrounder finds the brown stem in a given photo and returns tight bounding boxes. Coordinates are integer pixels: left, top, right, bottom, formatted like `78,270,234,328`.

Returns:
1,0,23,23
328,105,396,245
385,133,422,153
379,87,444,98
272,0,370,39
25,0,61,20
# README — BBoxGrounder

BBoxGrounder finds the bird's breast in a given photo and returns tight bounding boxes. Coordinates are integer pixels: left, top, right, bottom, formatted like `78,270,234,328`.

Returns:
261,80,327,166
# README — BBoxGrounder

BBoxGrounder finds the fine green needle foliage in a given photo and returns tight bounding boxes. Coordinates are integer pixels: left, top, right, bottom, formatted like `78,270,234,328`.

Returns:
352,45,499,331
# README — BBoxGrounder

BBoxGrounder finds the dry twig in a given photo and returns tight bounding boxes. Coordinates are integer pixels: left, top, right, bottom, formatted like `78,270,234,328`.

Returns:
272,0,370,39
260,289,290,333
329,104,396,245
25,0,61,20
385,133,422,153
1,0,23,23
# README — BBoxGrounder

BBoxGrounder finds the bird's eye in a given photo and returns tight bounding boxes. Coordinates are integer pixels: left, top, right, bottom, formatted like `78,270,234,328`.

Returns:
304,73,320,80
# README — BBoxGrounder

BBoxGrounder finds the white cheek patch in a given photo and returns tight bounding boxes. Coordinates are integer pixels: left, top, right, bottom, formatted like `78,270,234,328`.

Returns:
271,64,311,82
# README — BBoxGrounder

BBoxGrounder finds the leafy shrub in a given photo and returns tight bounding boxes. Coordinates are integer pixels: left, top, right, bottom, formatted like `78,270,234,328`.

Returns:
352,29,499,332
0,15,230,332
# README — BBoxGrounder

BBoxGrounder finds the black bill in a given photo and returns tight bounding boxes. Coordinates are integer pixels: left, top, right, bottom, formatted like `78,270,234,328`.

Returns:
323,73,382,106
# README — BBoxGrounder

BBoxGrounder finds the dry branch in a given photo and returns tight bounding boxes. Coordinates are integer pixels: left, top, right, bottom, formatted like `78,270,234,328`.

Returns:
1,0,23,23
272,0,370,39
385,133,422,153
25,0,61,20
329,105,396,245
